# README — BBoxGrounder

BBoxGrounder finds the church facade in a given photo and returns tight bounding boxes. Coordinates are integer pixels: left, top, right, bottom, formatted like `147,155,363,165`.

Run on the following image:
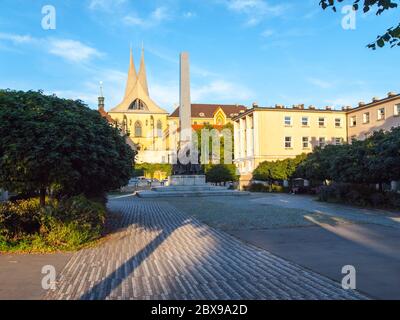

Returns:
99,49,247,164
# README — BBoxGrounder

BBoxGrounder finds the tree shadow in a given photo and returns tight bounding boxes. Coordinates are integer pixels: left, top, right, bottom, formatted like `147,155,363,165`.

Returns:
78,197,190,300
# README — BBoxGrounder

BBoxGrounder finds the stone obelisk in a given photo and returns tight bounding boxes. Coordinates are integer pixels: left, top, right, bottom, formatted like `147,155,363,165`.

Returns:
179,52,192,145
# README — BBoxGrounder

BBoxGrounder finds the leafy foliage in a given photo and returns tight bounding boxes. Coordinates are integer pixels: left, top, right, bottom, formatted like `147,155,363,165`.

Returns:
0,195,106,252
0,90,135,204
195,123,234,164
204,164,238,183
319,0,400,49
253,154,307,182
318,182,400,209
133,163,172,178
296,128,400,184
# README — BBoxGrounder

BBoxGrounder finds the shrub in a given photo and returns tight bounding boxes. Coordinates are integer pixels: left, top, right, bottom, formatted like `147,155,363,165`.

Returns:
248,183,286,193
0,198,42,239
0,195,106,252
204,164,238,184
249,183,269,192
317,182,400,209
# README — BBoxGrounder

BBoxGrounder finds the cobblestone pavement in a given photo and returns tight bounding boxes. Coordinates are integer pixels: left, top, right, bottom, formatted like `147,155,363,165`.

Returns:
45,197,367,300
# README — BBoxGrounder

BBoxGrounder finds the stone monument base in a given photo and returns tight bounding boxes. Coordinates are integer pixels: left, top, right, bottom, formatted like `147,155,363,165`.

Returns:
136,175,249,198
169,175,206,186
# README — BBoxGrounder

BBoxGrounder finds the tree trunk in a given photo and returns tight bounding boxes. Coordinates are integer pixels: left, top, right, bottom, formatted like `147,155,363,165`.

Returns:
40,187,46,207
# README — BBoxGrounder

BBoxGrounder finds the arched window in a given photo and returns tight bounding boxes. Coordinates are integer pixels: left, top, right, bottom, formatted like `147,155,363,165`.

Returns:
129,99,148,110
134,121,142,137
123,116,128,134
157,120,162,137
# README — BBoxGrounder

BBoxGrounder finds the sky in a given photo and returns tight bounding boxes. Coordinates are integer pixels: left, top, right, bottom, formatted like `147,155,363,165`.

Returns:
0,0,399,113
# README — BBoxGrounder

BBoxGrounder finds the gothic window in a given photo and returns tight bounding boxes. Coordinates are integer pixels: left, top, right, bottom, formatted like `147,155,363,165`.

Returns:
134,121,142,137
129,99,148,110
157,120,163,137
123,116,128,133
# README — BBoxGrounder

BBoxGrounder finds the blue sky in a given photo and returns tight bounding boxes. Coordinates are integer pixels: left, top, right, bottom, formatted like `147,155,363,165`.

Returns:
0,0,399,112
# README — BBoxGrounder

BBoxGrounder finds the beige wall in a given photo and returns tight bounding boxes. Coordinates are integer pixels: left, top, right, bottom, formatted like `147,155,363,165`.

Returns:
347,96,400,141
234,108,348,175
108,112,169,153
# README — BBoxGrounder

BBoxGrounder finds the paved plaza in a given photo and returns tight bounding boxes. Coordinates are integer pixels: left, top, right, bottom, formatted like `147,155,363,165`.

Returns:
44,196,366,300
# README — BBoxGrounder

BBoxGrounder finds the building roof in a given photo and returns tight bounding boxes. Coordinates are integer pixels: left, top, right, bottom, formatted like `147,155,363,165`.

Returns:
346,92,400,114
98,108,114,124
169,104,247,118
108,48,168,114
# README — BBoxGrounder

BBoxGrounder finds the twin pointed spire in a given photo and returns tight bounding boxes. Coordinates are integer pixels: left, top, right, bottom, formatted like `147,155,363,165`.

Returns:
124,45,149,98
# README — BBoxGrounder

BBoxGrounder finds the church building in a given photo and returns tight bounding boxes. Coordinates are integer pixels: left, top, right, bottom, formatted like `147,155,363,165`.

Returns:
99,49,248,164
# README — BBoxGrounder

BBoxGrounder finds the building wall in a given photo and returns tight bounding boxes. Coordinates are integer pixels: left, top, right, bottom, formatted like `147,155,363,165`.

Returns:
108,112,169,153
234,108,348,175
347,95,400,141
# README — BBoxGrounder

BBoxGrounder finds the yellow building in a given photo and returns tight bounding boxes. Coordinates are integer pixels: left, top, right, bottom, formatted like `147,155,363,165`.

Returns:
346,92,400,141
233,105,348,177
233,93,400,180
105,48,170,164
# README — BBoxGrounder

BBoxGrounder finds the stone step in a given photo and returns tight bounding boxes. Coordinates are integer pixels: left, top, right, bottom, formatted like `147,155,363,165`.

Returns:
151,185,226,192
136,190,249,198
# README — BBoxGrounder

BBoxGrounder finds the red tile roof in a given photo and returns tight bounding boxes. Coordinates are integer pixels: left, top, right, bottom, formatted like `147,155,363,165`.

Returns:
170,104,247,118
98,108,114,124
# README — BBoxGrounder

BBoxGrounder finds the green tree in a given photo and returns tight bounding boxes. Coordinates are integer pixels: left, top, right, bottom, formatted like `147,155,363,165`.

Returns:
0,90,135,206
320,0,400,49
204,164,238,184
254,154,307,183
195,123,234,164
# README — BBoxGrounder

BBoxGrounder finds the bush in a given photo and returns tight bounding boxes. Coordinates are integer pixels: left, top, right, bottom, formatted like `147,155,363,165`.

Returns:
249,183,269,192
0,195,106,252
248,183,286,193
0,198,42,239
317,182,400,209
204,164,238,184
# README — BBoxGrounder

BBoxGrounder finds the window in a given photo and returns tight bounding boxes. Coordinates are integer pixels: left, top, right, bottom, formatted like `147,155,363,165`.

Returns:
319,137,326,148
377,108,385,120
363,112,370,124
350,116,357,127
129,99,148,110
284,116,292,126
334,137,342,145
335,118,341,128
394,104,400,116
134,121,142,137
302,137,309,149
157,120,162,138
284,136,292,148
318,117,326,127
302,117,309,126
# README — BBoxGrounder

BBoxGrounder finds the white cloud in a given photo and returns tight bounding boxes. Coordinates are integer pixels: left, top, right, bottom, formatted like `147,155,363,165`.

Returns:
48,39,103,63
192,80,253,102
183,11,196,19
0,32,103,63
123,14,145,27
88,0,126,10
0,32,36,44
123,6,171,28
261,29,275,37
224,0,288,26
307,77,333,89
